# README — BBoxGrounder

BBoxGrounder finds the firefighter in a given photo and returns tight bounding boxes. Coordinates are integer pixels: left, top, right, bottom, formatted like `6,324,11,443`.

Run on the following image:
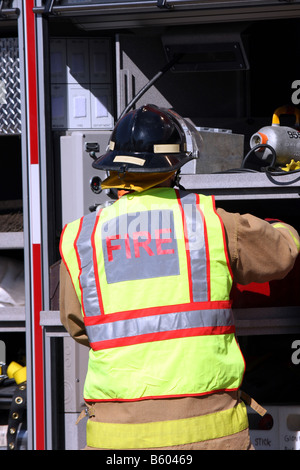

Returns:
59,104,300,450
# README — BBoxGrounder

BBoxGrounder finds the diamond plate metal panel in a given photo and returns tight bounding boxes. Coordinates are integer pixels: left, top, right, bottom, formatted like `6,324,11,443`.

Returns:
0,38,21,135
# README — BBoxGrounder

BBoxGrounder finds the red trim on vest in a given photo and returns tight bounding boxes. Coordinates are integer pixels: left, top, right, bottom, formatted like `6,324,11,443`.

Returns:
91,209,105,315
84,388,240,402
89,324,236,351
74,217,85,315
59,224,69,273
84,386,240,403
83,299,233,326
60,222,81,306
175,189,194,302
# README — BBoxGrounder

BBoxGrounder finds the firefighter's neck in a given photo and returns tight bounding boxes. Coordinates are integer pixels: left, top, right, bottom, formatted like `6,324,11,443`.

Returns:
117,177,175,198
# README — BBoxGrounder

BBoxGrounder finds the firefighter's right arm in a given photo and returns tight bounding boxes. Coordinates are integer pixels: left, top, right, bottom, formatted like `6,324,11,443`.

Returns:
59,261,90,347
218,208,300,285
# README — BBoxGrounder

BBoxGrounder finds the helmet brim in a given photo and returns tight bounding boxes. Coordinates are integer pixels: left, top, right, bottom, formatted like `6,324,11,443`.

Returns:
92,150,193,173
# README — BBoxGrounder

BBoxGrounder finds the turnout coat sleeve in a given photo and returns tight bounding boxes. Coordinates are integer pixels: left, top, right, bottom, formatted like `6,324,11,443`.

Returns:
59,208,300,343
59,260,89,347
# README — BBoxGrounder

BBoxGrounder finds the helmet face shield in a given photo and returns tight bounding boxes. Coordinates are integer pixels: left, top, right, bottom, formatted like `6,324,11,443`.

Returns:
92,104,201,173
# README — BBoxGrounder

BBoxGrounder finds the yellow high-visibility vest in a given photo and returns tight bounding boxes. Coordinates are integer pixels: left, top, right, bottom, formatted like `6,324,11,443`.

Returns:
60,188,245,402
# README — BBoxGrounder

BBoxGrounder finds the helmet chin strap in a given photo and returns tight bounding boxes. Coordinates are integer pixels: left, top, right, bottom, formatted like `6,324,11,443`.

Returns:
172,170,186,191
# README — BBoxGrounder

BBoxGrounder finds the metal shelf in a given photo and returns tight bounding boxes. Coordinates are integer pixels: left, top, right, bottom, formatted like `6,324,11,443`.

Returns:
0,232,24,250
40,311,68,338
0,307,25,332
181,172,300,199
234,307,300,336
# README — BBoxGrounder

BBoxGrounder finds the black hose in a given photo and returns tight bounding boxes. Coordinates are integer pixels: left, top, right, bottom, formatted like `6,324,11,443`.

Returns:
118,54,183,119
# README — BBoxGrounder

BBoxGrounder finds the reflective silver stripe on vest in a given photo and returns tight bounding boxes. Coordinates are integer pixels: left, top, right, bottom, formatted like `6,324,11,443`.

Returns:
76,211,103,316
178,191,208,302
85,308,234,344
